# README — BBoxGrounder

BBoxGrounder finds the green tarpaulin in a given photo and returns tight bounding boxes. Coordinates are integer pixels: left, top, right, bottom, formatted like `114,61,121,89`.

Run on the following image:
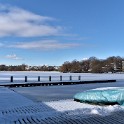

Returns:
74,87,124,105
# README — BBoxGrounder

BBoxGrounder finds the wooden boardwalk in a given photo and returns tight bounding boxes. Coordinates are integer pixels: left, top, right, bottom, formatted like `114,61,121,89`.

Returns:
0,87,124,124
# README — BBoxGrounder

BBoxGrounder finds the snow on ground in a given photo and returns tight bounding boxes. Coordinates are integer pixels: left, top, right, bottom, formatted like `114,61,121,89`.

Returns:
44,99,123,117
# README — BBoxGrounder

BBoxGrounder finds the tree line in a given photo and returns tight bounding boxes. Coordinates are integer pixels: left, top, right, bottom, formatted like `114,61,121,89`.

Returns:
0,64,58,71
0,56,124,73
59,56,124,73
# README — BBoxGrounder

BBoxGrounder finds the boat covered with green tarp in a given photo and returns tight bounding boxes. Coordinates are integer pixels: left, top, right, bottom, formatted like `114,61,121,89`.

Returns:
74,87,124,105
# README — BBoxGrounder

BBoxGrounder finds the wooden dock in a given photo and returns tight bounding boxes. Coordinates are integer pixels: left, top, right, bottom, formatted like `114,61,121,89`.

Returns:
22,111,124,124
1,105,124,124
0,79,116,87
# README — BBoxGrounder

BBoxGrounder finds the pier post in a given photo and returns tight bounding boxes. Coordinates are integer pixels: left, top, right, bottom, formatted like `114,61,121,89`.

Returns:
25,76,27,82
60,76,62,81
49,76,51,81
38,76,40,82
78,76,81,80
10,76,13,82
70,76,72,81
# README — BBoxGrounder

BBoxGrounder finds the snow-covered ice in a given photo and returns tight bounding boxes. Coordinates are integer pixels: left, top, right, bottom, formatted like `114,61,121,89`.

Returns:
1,71,124,84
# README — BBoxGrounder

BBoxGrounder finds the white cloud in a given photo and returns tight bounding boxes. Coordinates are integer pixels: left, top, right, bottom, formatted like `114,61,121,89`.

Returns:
0,4,61,37
8,40,80,50
5,54,23,60
82,58,88,60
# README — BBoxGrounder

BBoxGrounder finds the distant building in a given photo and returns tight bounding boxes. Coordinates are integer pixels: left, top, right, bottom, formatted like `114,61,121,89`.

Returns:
122,61,124,72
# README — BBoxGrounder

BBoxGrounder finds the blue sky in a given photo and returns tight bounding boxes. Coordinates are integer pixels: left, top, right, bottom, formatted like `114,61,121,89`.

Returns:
0,0,124,66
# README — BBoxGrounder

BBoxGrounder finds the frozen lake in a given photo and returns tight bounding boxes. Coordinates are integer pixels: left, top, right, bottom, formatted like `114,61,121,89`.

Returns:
0,71,124,84
8,71,124,102
12,80,124,102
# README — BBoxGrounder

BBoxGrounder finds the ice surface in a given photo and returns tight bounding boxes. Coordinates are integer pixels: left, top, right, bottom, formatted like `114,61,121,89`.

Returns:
12,80,124,102
0,71,124,84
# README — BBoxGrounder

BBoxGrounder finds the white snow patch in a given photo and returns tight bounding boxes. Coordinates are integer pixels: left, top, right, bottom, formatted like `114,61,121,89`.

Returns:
90,109,99,115
92,87,121,91
44,99,123,117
